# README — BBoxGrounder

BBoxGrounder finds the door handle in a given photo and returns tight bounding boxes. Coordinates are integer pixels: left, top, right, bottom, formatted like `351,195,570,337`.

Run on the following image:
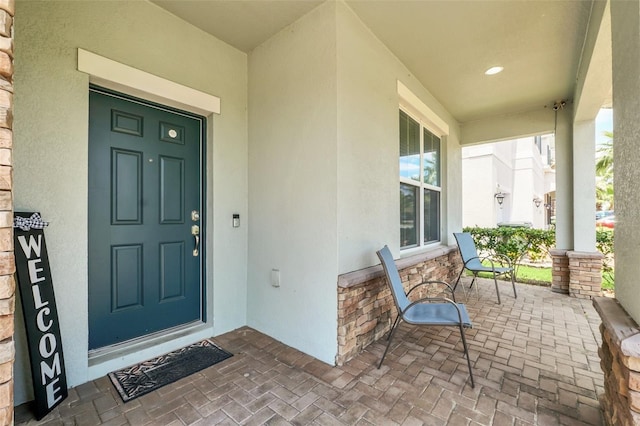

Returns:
192,225,200,256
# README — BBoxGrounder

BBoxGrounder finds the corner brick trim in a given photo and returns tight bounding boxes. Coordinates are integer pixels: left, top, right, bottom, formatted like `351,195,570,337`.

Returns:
567,251,605,260
593,297,640,425
594,298,640,357
549,248,568,256
567,250,603,299
0,1,12,423
550,248,570,294
336,246,462,365
550,248,603,299
337,245,458,288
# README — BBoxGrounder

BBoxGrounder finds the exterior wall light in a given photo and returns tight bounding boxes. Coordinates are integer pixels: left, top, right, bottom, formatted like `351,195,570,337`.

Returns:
533,197,542,208
495,192,505,205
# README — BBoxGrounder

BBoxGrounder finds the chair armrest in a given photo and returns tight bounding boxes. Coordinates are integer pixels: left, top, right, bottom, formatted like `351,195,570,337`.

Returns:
479,254,513,270
492,254,513,268
406,280,455,297
462,256,480,267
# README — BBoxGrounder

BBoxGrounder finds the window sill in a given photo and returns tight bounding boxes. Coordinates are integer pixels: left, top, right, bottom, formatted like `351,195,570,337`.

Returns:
337,244,458,289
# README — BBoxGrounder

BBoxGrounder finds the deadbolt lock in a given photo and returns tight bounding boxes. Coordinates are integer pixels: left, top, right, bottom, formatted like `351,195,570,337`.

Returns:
191,210,200,221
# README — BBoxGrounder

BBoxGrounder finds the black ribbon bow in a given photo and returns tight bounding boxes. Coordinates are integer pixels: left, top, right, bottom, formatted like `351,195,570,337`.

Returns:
13,213,49,231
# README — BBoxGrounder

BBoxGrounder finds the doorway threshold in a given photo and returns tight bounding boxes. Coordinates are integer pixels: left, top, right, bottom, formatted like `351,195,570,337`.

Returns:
87,321,213,381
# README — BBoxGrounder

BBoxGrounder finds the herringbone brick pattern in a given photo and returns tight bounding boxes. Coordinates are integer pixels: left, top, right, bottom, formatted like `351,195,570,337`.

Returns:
16,278,604,425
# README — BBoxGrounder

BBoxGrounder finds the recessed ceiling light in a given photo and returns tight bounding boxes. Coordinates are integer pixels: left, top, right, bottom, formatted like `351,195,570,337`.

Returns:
485,66,504,75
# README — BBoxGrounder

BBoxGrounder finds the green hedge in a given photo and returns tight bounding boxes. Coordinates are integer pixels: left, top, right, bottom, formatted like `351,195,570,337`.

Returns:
462,227,614,284
462,227,554,277
596,228,615,287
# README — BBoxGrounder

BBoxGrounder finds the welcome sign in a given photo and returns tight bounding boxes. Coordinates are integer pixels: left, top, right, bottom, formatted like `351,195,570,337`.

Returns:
14,212,67,420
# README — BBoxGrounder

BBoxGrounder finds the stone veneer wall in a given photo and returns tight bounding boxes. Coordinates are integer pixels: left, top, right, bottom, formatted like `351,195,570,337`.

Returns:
0,1,12,424
567,251,603,299
336,246,461,365
550,248,570,294
593,297,640,426
551,248,603,299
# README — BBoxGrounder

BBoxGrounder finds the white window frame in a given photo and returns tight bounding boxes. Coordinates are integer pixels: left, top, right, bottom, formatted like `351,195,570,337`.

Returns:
398,81,448,252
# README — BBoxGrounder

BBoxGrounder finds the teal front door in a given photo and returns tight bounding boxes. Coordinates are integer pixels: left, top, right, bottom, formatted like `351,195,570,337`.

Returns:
88,87,205,350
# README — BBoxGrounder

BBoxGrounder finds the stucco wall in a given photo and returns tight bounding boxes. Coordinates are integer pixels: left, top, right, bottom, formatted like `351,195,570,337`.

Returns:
462,154,496,228
335,1,462,271
464,138,548,229
14,1,248,403
611,0,640,325
247,2,339,364
246,1,464,365
460,108,555,146
512,139,545,227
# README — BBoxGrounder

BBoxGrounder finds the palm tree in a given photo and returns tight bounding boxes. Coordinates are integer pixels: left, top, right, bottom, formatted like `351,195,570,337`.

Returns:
596,131,613,210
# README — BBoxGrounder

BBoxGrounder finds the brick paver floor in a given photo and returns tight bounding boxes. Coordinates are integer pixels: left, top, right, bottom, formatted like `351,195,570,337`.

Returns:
16,278,605,425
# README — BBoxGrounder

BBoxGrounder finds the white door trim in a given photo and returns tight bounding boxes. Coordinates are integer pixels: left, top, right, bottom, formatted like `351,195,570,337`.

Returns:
77,48,220,116
79,48,218,382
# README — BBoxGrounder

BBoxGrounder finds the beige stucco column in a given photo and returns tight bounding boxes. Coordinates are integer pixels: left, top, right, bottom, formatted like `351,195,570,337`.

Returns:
572,120,597,252
550,104,574,292
596,1,640,424
611,0,640,325
551,106,603,298
553,105,574,250
565,120,602,299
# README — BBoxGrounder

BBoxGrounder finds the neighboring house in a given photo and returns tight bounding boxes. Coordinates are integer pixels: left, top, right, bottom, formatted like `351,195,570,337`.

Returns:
462,135,556,229
5,1,638,419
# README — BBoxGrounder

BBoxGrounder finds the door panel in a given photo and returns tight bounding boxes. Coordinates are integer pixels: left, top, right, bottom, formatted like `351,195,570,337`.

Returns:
88,87,205,350
111,245,143,311
160,242,185,301
160,156,185,223
111,149,142,224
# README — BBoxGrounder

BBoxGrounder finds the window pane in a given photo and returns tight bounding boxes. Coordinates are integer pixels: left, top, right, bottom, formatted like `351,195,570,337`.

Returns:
399,111,420,182
423,128,440,186
400,183,419,248
424,188,440,243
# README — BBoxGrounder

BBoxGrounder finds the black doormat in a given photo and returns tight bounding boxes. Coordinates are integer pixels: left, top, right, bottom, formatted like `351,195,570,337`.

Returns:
108,339,233,402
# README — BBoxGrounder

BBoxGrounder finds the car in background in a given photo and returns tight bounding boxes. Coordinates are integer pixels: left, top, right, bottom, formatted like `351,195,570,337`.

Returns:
596,215,615,228
596,210,614,220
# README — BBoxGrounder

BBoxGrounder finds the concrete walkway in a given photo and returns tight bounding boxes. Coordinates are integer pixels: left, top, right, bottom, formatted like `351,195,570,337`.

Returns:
15,278,605,425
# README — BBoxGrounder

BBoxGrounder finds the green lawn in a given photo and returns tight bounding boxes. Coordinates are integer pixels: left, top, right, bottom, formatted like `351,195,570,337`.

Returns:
477,265,550,285
515,265,552,284
476,264,614,290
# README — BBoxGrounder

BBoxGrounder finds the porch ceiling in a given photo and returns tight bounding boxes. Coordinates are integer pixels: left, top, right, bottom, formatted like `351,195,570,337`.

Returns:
151,0,595,123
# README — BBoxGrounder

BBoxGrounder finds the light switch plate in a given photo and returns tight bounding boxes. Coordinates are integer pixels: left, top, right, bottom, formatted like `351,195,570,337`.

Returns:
271,269,280,287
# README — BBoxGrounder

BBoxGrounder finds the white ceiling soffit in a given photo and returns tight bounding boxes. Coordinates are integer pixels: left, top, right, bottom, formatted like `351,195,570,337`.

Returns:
151,0,324,53
151,0,596,124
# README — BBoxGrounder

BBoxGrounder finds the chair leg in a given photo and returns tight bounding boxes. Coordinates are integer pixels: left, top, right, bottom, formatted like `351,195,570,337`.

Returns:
459,324,475,388
511,270,517,298
453,268,467,300
493,274,502,304
471,274,479,299
387,316,400,341
378,319,401,369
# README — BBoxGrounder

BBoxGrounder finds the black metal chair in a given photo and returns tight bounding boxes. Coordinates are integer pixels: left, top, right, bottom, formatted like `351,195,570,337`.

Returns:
376,245,475,388
453,232,517,304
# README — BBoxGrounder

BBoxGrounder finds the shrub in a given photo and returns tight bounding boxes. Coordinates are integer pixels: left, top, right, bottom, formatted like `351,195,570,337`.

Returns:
463,226,615,288
463,227,555,278
596,228,614,288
